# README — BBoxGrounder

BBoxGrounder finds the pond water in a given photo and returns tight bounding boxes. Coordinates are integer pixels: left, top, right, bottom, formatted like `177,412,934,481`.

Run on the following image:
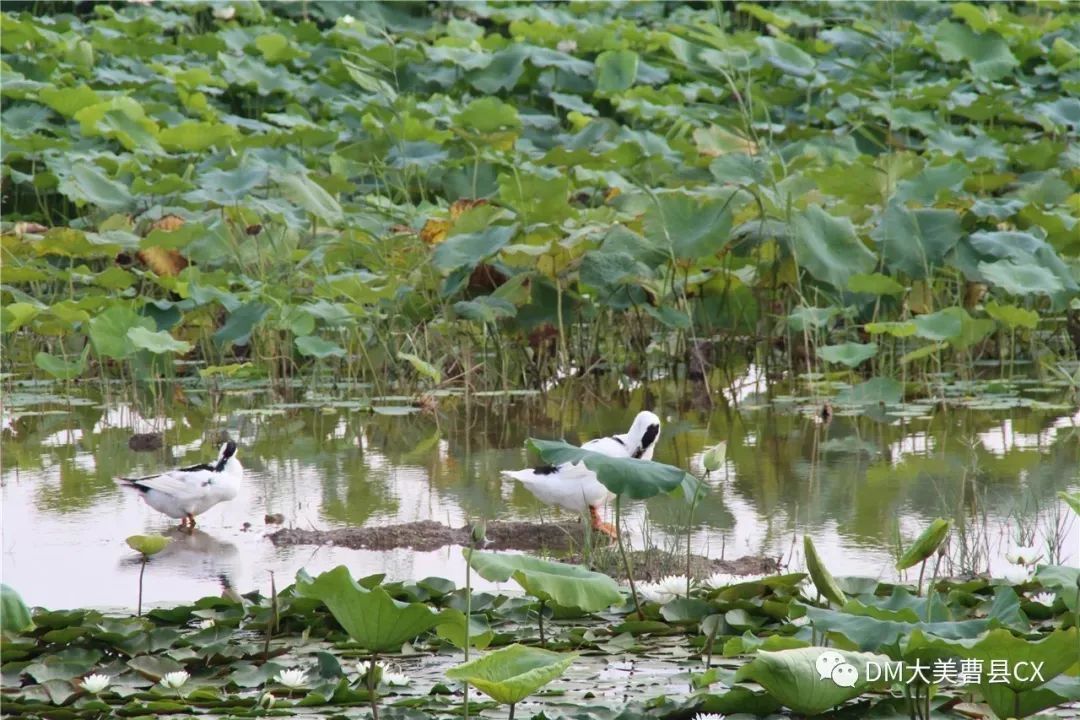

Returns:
2,369,1078,611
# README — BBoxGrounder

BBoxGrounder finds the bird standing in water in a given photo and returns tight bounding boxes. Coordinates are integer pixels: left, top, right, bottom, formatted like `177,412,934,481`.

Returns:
502,411,661,538
116,441,242,530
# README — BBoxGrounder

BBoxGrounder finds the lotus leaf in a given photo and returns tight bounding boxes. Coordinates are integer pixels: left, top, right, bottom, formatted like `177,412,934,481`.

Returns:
294,566,440,653
465,550,622,613
734,647,889,715
804,536,847,606
445,643,576,706
528,438,698,500
895,518,951,571
126,535,170,557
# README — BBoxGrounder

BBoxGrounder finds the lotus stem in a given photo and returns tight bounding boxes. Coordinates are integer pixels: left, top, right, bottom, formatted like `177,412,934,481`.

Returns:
137,555,146,617
508,702,515,720
537,599,546,647
368,652,379,720
614,496,643,620
916,558,926,597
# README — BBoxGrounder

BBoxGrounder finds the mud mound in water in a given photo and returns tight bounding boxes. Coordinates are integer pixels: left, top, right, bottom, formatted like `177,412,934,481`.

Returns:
268,520,589,552
267,520,780,580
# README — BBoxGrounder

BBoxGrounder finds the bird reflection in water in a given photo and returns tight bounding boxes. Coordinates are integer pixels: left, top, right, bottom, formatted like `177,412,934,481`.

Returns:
120,528,241,595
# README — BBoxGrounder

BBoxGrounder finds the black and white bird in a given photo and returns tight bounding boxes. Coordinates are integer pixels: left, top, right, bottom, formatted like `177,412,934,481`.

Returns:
501,411,661,538
116,441,242,529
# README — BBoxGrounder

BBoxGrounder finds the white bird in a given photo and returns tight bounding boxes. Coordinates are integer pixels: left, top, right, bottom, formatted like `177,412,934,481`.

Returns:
502,411,661,538
116,441,242,529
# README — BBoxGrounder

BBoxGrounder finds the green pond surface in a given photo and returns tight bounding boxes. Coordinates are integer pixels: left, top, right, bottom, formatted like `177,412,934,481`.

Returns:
2,367,1078,612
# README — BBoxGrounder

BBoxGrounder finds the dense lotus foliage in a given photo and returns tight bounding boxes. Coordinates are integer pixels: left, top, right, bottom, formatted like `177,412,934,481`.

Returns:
1,560,1078,718
1,1,1078,390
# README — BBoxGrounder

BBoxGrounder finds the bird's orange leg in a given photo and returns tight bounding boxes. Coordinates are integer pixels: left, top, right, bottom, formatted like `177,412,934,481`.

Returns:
588,505,618,540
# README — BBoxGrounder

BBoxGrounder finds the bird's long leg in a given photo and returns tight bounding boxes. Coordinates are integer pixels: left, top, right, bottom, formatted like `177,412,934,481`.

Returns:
588,505,618,540
187,514,197,530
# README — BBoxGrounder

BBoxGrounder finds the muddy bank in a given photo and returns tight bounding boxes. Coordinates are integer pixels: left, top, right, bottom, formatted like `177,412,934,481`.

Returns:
267,520,780,580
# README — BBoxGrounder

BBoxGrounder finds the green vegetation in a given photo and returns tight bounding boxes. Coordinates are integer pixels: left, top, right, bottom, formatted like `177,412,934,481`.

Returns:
2,560,1077,718
2,2,1078,392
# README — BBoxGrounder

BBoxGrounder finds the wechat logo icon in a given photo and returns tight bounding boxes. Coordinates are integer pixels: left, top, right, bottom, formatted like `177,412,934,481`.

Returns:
816,650,859,688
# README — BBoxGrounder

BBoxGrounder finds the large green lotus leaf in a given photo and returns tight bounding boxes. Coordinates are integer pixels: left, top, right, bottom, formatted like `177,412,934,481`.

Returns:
734,647,888,715
295,335,346,359
213,302,269,348
435,609,493,651
789,206,874,290
498,172,571,224
38,84,101,117
88,305,154,360
467,44,527,93
913,308,966,341
1,584,34,634
980,674,1080,720
126,327,192,355
579,250,652,296
35,227,121,259
896,518,951,570
57,164,134,212
455,97,521,134
816,342,877,368
872,203,963,279
465,550,622,612
984,301,1039,330
294,566,440,653
756,36,815,76
894,161,969,205
802,605,991,652
804,536,846,606
159,121,238,152
35,348,88,380
185,166,266,205
978,259,1064,296
527,438,697,500
847,272,904,295
595,49,638,92
1034,97,1080,131
834,377,903,406
905,628,1078,692
643,192,732,262
445,643,576,706
695,685,782,715
433,225,517,272
276,171,343,226
933,22,1018,81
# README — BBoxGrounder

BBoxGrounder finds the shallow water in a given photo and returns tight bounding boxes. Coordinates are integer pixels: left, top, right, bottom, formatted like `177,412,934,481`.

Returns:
2,371,1078,610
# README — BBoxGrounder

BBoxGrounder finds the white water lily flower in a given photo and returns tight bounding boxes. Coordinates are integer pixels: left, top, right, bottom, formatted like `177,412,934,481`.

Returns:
1006,544,1042,566
340,14,355,25
381,666,412,687
275,668,308,688
159,671,190,689
1003,563,1032,584
694,713,726,720
556,39,578,53
82,674,110,694
1030,591,1056,607
212,5,235,20
658,575,693,597
632,581,666,604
